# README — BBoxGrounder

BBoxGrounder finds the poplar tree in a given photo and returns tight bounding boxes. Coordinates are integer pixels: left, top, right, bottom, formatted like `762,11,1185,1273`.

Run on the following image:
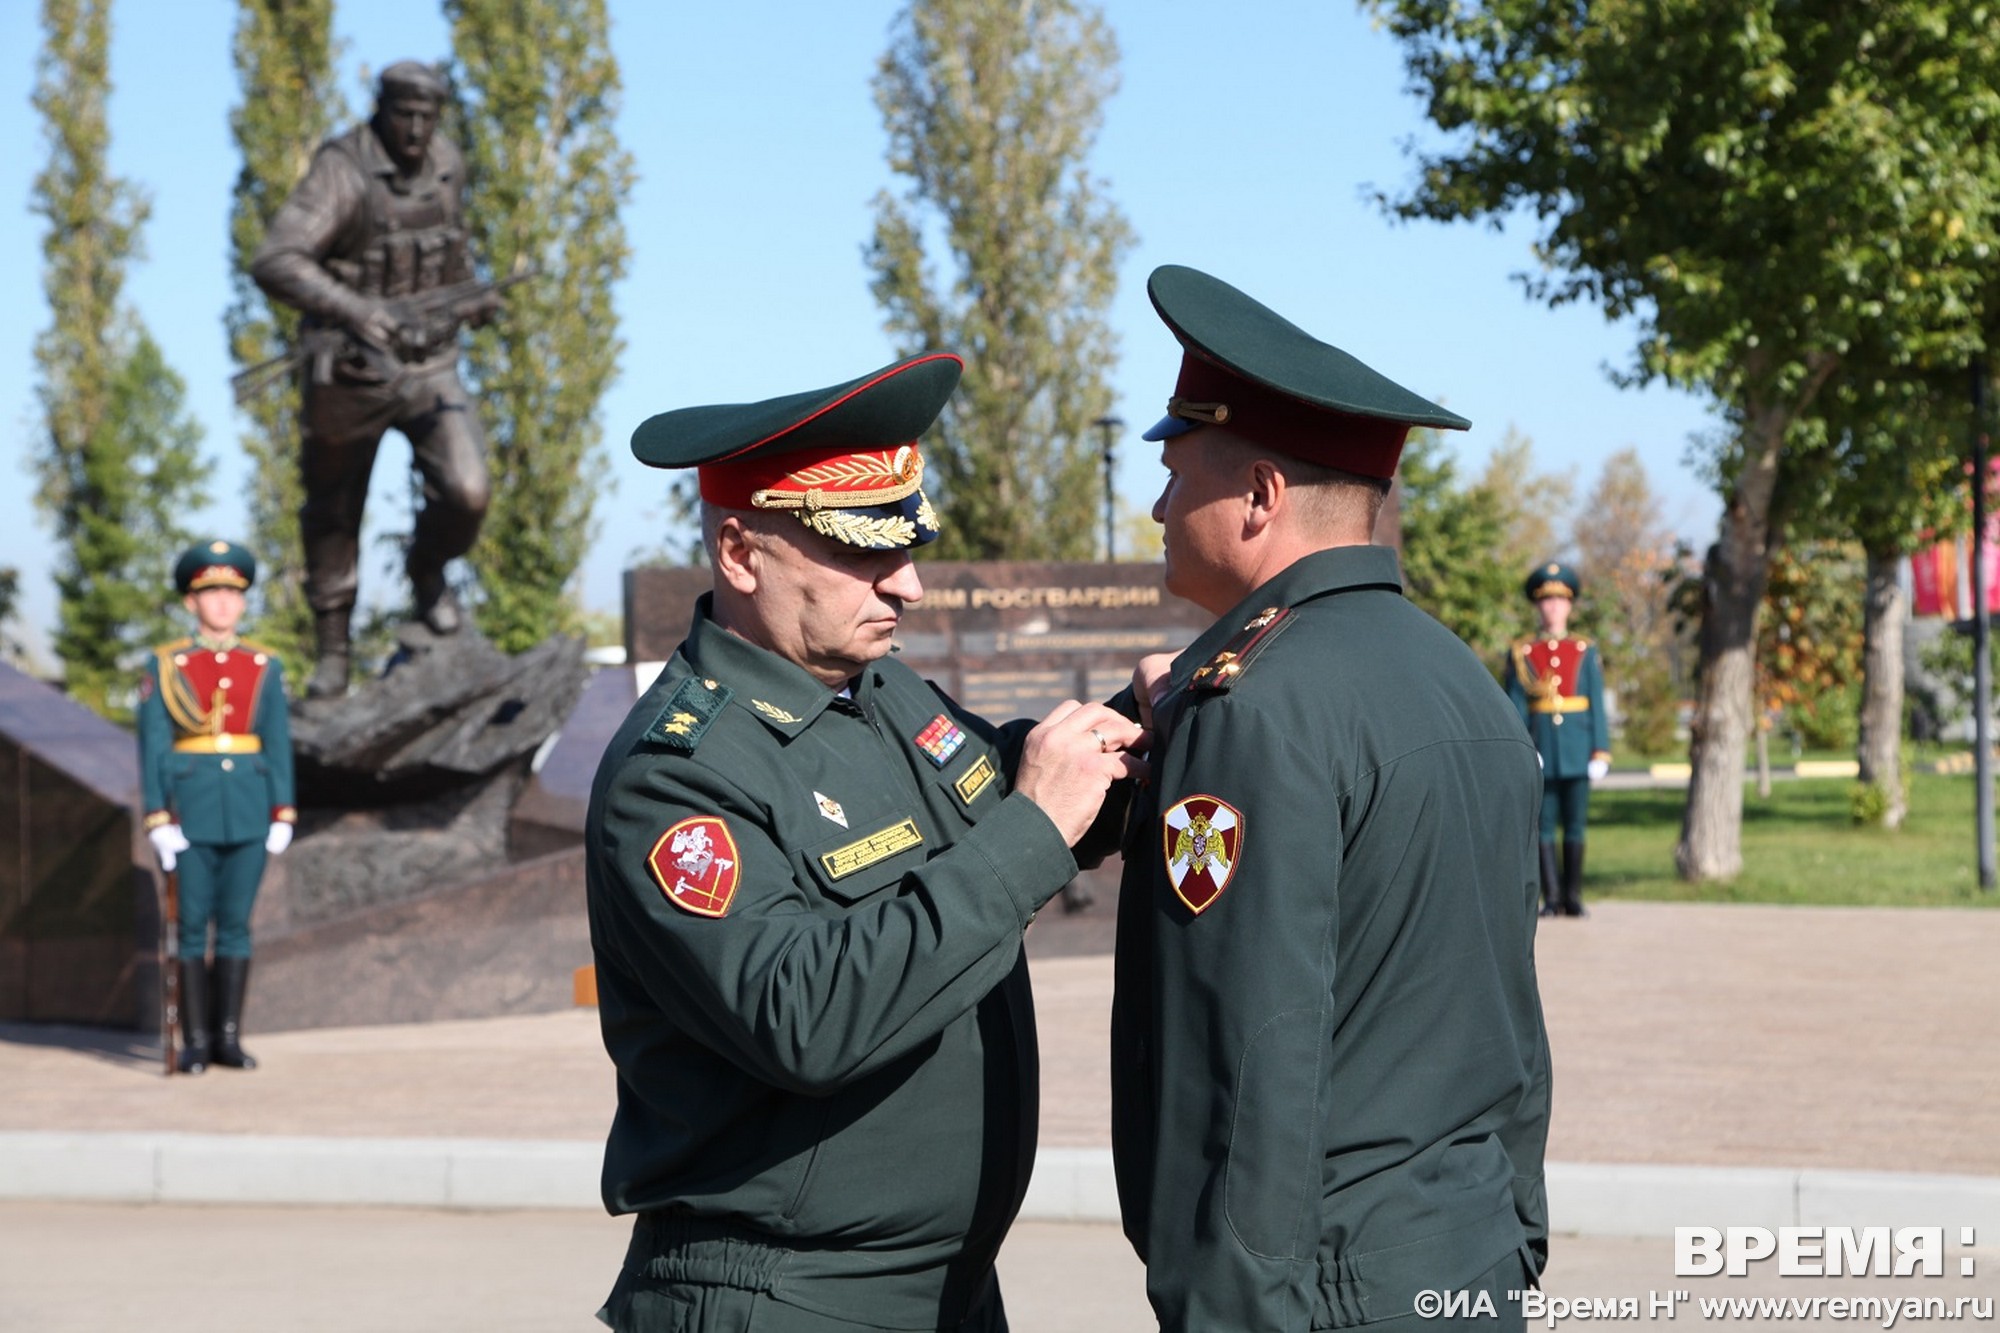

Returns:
868,0,1135,560
32,0,210,717
225,0,345,669
447,0,633,653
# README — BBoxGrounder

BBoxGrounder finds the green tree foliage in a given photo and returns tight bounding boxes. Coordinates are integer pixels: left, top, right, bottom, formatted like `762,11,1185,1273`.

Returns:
1397,430,1517,669
1368,0,2000,879
448,0,633,653
1474,427,1573,578
868,0,1135,559
1757,540,1866,752
1571,449,1684,755
32,0,210,717
225,0,345,669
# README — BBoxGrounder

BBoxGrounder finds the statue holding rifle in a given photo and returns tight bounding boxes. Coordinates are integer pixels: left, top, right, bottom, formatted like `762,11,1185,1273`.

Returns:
250,60,517,699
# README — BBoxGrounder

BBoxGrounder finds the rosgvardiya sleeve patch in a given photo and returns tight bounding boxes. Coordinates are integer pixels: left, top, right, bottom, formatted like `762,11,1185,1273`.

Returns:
1162,794,1243,915
647,815,743,918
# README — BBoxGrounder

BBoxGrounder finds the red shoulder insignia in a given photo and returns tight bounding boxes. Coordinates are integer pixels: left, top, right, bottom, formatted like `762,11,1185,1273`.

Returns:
647,816,742,918
1162,794,1243,915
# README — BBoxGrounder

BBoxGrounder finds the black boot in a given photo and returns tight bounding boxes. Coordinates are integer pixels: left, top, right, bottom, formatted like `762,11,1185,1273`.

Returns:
1537,841,1561,917
306,607,351,700
177,960,210,1074
211,957,258,1070
1560,841,1588,918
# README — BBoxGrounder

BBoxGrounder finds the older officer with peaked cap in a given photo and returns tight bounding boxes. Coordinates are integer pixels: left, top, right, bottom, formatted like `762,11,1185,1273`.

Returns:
1505,561,1611,918
1108,267,1552,1332
139,541,297,1074
586,352,1143,1332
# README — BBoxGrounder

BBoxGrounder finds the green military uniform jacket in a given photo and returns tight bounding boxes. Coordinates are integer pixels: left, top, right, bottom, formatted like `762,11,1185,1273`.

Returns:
585,598,1080,1331
1503,636,1609,780
1110,546,1552,1332
137,635,296,844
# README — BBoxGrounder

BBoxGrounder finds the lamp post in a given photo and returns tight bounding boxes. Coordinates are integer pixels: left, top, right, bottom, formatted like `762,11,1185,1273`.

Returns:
1093,413,1123,562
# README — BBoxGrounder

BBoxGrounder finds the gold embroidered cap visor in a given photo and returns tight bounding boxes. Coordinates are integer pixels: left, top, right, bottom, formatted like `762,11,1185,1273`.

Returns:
1525,560,1581,602
629,352,962,550
1139,264,1470,480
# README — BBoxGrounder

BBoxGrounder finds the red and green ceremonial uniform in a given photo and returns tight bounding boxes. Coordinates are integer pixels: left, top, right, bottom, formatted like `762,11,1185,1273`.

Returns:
1110,547,1552,1332
585,598,1096,1332
1504,634,1609,844
138,634,296,958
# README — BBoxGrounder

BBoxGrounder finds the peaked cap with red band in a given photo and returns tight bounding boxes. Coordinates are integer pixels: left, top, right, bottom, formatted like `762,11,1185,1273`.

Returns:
630,353,961,550
1141,265,1470,479
174,539,258,594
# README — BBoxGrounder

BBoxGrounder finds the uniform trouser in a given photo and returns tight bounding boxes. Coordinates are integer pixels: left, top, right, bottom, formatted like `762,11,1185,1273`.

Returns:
1537,776,1591,847
299,361,490,614
176,839,266,959
598,1214,1010,1333
1350,1247,1535,1333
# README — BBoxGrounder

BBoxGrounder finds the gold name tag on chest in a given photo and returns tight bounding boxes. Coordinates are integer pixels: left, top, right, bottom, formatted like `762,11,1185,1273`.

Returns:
819,819,925,880
953,754,996,804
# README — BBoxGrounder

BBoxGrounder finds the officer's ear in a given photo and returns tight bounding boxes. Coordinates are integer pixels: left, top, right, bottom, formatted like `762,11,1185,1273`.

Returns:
1244,458,1286,537
713,516,761,595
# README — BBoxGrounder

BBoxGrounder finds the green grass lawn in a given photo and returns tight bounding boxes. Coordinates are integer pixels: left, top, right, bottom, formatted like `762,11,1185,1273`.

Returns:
1588,768,2000,907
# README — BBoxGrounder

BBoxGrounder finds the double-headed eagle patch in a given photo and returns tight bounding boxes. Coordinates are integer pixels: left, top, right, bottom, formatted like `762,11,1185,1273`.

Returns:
1162,795,1242,915
648,815,742,919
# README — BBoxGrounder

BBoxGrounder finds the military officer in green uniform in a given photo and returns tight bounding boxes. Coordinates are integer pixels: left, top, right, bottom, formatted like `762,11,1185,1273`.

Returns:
1504,562,1610,918
1109,267,1552,1332
139,541,298,1074
586,352,1143,1332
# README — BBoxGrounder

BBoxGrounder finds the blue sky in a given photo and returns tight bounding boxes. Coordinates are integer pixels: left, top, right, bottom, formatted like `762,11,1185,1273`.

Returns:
0,0,1721,664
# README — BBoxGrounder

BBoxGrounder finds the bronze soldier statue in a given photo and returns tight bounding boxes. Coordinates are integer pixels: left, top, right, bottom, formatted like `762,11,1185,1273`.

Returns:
251,59,499,699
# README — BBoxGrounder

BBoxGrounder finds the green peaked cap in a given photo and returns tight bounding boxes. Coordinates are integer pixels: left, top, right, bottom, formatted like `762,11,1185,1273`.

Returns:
1525,560,1581,602
629,353,962,470
1143,265,1469,478
174,539,257,594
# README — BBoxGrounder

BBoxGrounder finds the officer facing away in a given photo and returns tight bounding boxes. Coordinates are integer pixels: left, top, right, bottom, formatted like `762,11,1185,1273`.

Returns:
585,352,1143,1332
1109,266,1551,1333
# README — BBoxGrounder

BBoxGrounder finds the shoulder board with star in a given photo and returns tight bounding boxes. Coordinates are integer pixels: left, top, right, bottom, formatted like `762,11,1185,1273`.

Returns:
1189,606,1295,694
648,675,735,753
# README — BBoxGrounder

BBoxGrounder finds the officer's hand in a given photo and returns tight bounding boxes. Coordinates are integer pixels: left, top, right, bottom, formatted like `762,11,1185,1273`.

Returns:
1587,755,1610,782
148,824,190,873
1131,653,1175,732
266,822,294,856
1013,701,1146,846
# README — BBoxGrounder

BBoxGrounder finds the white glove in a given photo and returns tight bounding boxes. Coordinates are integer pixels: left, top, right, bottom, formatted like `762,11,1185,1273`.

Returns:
266,822,294,855
148,824,190,872
1587,757,1610,781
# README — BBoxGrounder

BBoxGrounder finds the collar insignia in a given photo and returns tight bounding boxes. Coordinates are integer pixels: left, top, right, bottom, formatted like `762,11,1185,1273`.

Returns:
752,698,802,724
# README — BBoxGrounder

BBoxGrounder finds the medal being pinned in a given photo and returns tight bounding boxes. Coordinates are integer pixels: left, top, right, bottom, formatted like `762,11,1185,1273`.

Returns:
1162,794,1242,915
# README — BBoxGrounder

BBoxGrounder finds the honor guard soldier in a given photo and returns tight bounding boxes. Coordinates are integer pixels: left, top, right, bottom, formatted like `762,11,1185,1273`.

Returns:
1109,267,1552,1332
139,541,297,1074
585,352,1142,1332
1504,562,1611,918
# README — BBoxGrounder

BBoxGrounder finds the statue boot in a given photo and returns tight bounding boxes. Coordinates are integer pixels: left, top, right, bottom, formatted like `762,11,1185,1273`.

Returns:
1560,841,1588,918
1537,841,1561,917
211,957,258,1070
306,608,351,700
177,960,210,1074
408,559,462,635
